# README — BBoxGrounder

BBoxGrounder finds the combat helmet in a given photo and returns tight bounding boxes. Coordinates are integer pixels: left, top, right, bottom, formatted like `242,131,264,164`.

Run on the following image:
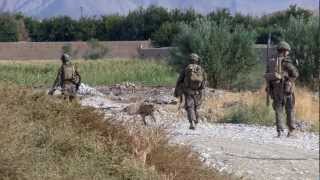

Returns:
190,53,200,62
277,41,291,51
61,53,71,63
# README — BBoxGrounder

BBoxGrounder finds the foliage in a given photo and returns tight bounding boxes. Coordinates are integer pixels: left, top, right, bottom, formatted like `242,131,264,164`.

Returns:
0,13,20,41
61,43,72,54
222,101,275,126
151,22,180,47
281,16,319,89
98,15,125,41
83,39,109,60
171,18,258,88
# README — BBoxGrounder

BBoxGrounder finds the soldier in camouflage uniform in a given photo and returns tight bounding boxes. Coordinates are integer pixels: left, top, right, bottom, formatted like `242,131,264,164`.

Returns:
49,53,81,101
266,41,299,137
174,53,206,130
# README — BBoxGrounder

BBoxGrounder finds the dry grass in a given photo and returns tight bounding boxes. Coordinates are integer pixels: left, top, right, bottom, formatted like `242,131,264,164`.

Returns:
203,87,319,131
0,84,228,180
295,87,319,131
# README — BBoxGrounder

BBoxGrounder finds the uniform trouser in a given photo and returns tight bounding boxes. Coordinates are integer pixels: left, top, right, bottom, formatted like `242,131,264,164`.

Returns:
184,93,202,125
62,82,77,101
272,94,295,132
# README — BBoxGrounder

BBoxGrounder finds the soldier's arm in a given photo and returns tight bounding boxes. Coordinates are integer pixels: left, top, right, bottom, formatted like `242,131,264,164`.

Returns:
74,64,81,83
176,70,185,85
284,62,299,82
51,67,63,88
201,71,207,90
174,70,185,97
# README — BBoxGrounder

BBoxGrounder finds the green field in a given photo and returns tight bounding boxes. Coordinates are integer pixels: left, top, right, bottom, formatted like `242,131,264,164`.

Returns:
0,59,177,87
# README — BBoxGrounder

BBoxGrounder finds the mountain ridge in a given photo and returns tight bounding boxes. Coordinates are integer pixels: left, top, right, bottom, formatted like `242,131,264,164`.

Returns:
0,0,318,19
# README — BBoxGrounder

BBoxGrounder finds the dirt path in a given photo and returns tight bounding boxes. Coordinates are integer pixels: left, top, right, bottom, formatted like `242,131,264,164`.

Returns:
79,85,319,180
171,123,319,180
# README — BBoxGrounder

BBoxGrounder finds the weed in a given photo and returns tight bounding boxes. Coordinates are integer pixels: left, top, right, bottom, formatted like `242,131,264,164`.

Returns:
0,85,226,180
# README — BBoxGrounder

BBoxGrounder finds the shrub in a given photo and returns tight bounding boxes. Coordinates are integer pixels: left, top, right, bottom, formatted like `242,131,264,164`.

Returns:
61,43,72,54
83,39,109,60
151,21,180,47
171,18,258,89
281,16,319,89
222,102,275,126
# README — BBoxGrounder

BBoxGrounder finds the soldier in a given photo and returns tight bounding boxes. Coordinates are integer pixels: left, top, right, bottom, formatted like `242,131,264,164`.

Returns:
174,53,206,130
48,53,81,101
265,41,299,137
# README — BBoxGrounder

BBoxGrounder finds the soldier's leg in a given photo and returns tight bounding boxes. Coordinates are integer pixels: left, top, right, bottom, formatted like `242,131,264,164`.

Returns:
66,83,77,102
141,115,147,126
185,95,196,130
273,100,285,136
194,94,202,124
285,94,296,134
194,107,199,124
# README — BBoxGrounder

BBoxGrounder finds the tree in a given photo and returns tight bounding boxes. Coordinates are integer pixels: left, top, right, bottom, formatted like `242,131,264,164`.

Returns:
207,8,232,24
98,15,125,41
76,17,99,41
38,16,78,41
281,16,319,89
151,21,179,47
0,13,29,42
171,18,258,88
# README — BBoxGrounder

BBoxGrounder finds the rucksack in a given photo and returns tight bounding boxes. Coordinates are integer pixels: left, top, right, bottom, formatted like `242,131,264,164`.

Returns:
264,57,283,81
184,64,204,90
62,64,75,81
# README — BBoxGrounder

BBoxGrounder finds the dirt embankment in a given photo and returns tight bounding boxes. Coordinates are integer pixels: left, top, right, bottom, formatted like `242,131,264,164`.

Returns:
79,84,319,180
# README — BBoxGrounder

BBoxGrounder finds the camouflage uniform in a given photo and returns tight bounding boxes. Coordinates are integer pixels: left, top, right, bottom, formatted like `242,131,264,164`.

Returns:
267,42,299,137
50,54,81,101
174,53,206,130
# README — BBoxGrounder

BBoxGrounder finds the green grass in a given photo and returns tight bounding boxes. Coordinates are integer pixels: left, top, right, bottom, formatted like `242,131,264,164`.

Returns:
223,104,275,126
0,59,177,86
221,97,275,126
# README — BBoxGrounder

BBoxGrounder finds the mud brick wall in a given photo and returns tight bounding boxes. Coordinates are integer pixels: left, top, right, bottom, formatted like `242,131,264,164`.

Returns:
0,41,151,60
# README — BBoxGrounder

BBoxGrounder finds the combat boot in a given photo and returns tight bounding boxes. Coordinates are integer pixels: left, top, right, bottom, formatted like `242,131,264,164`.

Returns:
189,122,195,130
287,130,297,137
277,130,284,138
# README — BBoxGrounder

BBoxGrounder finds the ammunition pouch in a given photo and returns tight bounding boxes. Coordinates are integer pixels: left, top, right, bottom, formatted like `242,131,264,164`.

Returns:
264,72,282,82
284,80,294,95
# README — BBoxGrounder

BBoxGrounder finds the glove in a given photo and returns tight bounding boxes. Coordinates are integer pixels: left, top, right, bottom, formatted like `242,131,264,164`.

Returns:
48,88,55,95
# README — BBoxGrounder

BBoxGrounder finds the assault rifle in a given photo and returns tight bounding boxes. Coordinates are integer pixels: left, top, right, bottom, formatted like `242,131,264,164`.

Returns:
266,33,271,106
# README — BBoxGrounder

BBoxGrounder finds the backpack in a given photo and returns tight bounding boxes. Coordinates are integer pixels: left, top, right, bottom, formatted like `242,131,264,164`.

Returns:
184,64,204,90
62,64,75,81
264,57,283,82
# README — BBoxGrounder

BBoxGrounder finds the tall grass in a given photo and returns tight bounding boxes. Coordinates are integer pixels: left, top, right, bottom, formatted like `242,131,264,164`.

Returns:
204,87,319,131
0,85,227,180
0,59,177,86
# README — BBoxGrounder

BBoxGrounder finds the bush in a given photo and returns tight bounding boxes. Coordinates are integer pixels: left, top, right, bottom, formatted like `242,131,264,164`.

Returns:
83,39,109,60
281,16,319,89
171,18,258,89
61,43,72,54
222,102,274,126
151,21,180,47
